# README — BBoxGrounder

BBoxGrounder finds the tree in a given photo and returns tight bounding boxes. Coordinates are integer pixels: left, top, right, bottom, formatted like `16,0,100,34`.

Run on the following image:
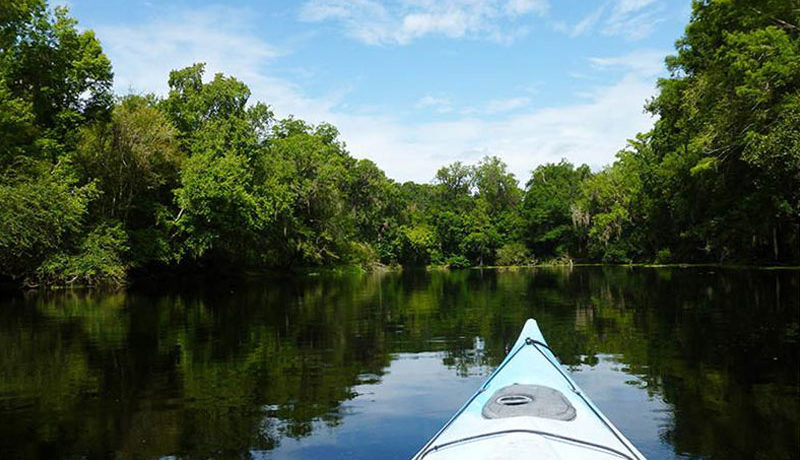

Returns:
345,159,397,244
461,198,500,266
0,1,113,166
0,1,115,284
578,148,648,263
644,0,800,263
265,118,355,266
473,156,521,219
74,96,181,224
522,160,591,259
70,96,183,265
473,156,525,254
165,64,282,264
434,161,474,204
376,181,437,264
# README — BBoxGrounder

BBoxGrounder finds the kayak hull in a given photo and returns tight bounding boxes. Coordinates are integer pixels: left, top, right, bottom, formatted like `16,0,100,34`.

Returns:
413,319,645,460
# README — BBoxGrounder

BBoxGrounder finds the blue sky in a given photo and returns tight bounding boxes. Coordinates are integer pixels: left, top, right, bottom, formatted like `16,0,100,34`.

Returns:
65,0,691,183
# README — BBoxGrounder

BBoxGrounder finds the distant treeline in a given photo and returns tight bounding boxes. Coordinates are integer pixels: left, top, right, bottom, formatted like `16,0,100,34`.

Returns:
1,0,798,286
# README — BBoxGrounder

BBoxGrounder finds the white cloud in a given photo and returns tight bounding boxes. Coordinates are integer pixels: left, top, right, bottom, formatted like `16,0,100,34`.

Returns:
485,97,530,113
589,49,666,77
95,5,659,184
561,0,665,40
505,0,548,15
97,6,283,95
96,6,350,130
570,4,605,37
416,95,453,113
299,0,549,45
343,73,656,182
603,0,664,40
615,0,660,14
418,96,530,116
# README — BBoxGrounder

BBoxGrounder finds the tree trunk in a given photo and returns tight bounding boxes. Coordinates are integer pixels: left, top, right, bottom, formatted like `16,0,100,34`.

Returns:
773,225,778,262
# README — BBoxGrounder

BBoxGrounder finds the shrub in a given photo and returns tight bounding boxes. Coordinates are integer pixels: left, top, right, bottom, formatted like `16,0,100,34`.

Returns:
446,254,471,269
496,242,533,266
399,224,439,265
0,174,94,280
347,241,380,269
600,246,632,264
37,222,129,286
654,248,672,264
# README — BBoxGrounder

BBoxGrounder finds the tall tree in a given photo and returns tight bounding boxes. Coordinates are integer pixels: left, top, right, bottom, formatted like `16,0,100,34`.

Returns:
578,147,649,263
473,156,521,219
522,160,591,259
265,118,355,266
74,96,181,225
345,158,397,244
0,1,115,284
434,161,474,204
166,64,280,264
645,0,800,263
72,95,182,265
0,1,112,166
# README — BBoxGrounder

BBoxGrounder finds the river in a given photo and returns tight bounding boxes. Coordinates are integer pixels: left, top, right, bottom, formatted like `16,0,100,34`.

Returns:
0,267,797,459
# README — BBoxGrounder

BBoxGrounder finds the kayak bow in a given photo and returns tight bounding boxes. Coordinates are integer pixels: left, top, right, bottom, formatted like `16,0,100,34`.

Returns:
413,319,646,460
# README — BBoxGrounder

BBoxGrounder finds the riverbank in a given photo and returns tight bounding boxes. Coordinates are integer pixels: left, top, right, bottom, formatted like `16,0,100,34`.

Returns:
6,261,799,293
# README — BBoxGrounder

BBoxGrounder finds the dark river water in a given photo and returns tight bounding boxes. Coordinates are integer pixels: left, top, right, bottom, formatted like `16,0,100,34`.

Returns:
0,267,797,459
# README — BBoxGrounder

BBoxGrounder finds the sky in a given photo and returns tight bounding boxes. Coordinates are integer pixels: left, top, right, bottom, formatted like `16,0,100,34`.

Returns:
64,0,692,183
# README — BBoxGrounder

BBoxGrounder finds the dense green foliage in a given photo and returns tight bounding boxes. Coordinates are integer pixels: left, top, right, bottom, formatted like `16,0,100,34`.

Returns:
1,0,798,286
641,0,800,263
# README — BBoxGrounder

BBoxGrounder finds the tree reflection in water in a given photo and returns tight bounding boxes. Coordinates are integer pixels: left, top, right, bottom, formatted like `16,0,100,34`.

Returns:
0,267,797,459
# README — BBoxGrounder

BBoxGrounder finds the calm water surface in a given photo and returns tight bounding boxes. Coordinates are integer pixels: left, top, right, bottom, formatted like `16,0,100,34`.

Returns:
0,267,797,459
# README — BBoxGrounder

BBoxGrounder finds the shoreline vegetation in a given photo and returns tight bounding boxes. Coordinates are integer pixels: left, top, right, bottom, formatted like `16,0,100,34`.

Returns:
14,263,799,292
1,1,799,289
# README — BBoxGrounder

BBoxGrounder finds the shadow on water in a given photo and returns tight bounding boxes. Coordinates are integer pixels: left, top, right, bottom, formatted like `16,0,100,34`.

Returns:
0,267,797,459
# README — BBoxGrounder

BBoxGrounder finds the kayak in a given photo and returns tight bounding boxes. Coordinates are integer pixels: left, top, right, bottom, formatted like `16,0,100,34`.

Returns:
412,319,646,460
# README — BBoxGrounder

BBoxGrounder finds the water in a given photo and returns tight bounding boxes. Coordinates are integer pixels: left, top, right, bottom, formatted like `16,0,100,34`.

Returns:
0,267,797,459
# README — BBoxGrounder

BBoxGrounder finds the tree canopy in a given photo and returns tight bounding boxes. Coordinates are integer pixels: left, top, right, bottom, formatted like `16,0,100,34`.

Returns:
1,0,798,287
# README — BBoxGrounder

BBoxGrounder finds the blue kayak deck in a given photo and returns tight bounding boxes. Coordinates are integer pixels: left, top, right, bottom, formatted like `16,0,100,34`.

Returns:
413,319,646,460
